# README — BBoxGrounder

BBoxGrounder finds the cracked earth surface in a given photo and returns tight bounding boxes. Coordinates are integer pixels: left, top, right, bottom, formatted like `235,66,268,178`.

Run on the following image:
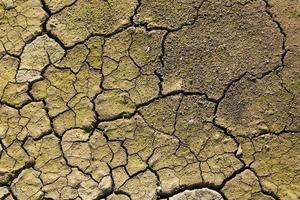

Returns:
0,0,299,199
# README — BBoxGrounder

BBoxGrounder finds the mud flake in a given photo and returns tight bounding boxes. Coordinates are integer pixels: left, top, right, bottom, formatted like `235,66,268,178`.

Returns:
95,90,136,120
0,0,47,55
169,188,224,200
46,0,138,46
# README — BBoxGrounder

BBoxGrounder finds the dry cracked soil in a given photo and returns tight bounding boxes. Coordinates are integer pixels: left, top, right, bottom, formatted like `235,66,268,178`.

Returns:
0,0,299,199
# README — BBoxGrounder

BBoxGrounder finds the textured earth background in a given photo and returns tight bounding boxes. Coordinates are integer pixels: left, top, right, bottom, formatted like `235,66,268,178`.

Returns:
0,0,299,199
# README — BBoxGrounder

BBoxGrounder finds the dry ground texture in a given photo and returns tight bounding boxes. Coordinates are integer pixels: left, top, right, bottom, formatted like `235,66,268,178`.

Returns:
0,0,299,199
